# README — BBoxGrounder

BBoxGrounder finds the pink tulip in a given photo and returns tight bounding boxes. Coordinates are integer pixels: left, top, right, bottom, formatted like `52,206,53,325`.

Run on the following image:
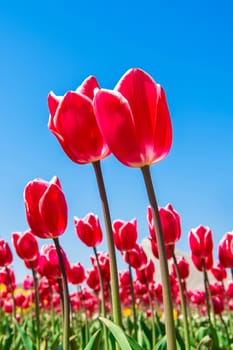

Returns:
94,68,172,167
48,76,110,164
74,213,103,247
12,230,39,261
0,239,13,267
112,219,138,252
24,176,67,239
218,232,233,268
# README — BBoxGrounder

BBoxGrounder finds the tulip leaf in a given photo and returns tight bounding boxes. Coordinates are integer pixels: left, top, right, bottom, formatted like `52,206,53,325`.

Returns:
99,317,133,350
83,328,102,350
13,319,35,350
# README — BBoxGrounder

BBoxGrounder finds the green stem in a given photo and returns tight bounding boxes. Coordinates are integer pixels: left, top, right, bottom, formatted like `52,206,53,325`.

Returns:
92,160,122,327
53,237,70,350
141,165,177,350
144,275,156,348
126,252,138,339
31,265,40,350
93,246,109,350
170,249,190,350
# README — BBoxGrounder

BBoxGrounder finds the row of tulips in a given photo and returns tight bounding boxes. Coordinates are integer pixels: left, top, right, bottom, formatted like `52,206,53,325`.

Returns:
0,223,233,349
0,67,232,350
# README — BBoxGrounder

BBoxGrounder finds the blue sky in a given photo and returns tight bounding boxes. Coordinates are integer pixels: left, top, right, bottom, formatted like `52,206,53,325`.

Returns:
0,0,233,283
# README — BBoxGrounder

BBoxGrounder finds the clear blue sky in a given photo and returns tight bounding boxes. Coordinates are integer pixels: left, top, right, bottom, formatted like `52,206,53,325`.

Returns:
0,0,233,283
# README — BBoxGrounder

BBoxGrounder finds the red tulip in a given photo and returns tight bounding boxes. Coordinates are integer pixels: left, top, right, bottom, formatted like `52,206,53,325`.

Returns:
0,239,13,267
67,262,86,285
93,68,172,167
12,230,39,261
148,203,181,246
136,259,155,284
149,237,174,260
191,253,213,271
38,244,70,281
189,225,213,258
48,76,110,164
171,256,190,280
123,243,148,269
24,176,67,239
112,219,138,252
218,232,233,268
74,213,103,247
22,275,34,289
211,261,227,281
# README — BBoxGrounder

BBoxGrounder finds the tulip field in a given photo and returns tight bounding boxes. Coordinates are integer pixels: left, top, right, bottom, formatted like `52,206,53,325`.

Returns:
1,68,233,350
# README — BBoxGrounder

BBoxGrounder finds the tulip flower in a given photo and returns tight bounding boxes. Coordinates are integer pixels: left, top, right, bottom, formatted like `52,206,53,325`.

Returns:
211,261,227,282
38,244,70,281
12,230,39,262
24,176,67,239
67,262,86,285
94,68,172,168
48,76,110,164
148,203,181,249
189,225,214,271
0,239,13,267
112,219,138,252
171,256,190,280
74,213,103,247
218,231,233,268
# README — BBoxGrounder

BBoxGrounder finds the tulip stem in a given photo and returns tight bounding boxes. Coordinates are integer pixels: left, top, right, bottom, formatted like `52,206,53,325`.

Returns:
30,265,40,350
93,160,122,328
170,249,190,350
141,165,177,350
126,252,138,339
93,246,109,350
53,238,70,350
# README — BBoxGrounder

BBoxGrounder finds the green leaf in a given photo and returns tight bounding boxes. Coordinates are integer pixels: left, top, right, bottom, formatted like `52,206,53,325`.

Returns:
126,335,144,350
154,336,167,350
13,319,35,350
99,317,132,350
83,329,102,350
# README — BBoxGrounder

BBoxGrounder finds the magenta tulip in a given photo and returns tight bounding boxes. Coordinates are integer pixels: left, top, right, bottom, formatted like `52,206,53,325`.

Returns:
74,213,103,247
93,68,172,167
48,76,110,164
24,176,67,239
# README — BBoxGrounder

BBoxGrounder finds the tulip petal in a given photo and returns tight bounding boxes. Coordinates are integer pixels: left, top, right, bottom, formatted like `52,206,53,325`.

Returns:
50,91,110,164
39,183,67,237
94,89,144,167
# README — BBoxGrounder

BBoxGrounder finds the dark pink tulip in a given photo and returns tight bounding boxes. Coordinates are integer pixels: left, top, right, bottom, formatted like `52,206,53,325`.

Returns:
123,243,148,269
24,176,67,239
48,76,110,164
150,237,174,260
22,275,34,289
74,213,103,247
211,261,227,281
67,262,86,285
112,219,138,252
38,244,70,281
94,68,172,168
191,253,213,271
189,225,213,257
0,239,13,267
12,230,39,261
86,268,100,292
218,232,233,268
171,256,190,280
136,259,155,285
212,296,224,315
148,204,181,245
